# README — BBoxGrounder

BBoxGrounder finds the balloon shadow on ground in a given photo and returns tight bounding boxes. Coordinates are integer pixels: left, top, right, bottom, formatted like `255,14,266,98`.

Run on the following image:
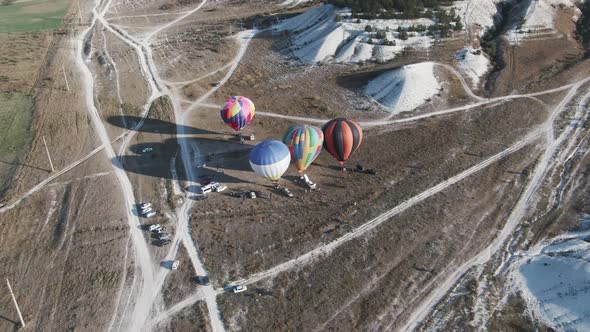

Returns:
112,138,255,185
107,115,220,136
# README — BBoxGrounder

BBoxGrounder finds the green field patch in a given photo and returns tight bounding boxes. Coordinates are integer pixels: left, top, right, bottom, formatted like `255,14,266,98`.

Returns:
0,0,71,33
0,92,34,196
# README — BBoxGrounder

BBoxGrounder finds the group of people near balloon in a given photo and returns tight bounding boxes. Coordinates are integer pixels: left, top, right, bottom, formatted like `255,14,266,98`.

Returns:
220,95,364,186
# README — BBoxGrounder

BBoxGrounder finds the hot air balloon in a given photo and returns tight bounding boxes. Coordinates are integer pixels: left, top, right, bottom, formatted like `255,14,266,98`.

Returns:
283,125,323,173
249,140,291,182
322,118,363,168
220,96,255,132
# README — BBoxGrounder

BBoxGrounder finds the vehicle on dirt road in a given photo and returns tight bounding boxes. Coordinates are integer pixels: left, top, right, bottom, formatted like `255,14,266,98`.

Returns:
354,164,377,175
230,191,247,198
275,186,293,198
171,260,180,270
232,285,247,293
196,276,210,286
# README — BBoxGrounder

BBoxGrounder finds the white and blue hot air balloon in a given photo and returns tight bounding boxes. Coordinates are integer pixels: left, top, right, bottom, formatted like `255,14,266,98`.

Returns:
249,140,291,182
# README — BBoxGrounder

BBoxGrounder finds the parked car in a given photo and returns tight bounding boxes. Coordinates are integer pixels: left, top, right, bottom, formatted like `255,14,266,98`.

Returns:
148,224,162,232
214,185,227,192
156,233,171,240
145,211,157,218
200,184,213,194
193,195,208,201
171,260,180,270
142,147,153,153
140,202,152,209
153,239,171,247
301,174,317,190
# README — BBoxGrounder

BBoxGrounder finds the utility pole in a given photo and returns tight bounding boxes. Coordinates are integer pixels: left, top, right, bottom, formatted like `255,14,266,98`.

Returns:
42,136,55,172
62,65,70,91
6,279,25,328
78,1,82,24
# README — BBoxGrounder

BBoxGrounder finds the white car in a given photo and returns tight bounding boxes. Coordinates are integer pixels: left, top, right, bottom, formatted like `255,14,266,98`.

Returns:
213,185,227,193
141,203,152,210
142,147,153,153
145,211,156,218
302,174,317,190
141,206,153,214
148,224,161,232
232,285,247,293
171,261,180,270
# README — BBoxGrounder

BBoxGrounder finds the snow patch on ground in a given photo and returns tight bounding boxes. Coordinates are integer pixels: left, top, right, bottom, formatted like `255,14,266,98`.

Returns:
505,0,579,44
454,0,503,36
365,62,441,114
455,47,491,88
508,230,590,331
280,0,313,6
273,5,434,64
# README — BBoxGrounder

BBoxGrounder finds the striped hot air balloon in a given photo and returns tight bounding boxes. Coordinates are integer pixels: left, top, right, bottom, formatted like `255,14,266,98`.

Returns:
283,125,323,173
249,140,291,182
220,96,255,132
322,118,363,167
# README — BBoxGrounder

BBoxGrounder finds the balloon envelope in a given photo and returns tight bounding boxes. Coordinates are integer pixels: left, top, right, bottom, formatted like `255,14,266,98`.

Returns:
220,96,255,131
249,140,291,181
322,118,363,166
283,125,323,173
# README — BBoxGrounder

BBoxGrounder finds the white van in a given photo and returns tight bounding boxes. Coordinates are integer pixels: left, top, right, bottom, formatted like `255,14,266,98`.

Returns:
200,184,213,194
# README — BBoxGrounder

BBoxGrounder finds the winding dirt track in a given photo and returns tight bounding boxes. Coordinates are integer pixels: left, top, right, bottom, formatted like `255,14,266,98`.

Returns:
9,1,590,330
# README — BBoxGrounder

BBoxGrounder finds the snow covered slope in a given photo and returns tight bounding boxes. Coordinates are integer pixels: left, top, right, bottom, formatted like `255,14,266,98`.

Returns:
454,0,503,35
273,5,434,64
365,62,441,114
509,231,590,331
505,0,580,44
455,47,491,88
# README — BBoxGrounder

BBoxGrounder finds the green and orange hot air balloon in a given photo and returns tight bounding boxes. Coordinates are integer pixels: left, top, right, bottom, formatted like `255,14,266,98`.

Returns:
283,124,323,174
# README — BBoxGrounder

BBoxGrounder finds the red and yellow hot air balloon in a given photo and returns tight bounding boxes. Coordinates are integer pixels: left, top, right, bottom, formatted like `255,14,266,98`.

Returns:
322,118,363,168
220,96,255,132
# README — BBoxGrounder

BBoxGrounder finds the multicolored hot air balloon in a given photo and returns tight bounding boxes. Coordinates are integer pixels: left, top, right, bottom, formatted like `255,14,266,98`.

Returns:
249,140,291,182
322,118,363,168
220,96,255,132
283,125,323,173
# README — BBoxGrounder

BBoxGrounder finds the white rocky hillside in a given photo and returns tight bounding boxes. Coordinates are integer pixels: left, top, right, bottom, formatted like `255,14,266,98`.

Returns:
365,62,441,114
455,47,491,88
507,225,590,331
273,5,439,64
505,0,582,44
